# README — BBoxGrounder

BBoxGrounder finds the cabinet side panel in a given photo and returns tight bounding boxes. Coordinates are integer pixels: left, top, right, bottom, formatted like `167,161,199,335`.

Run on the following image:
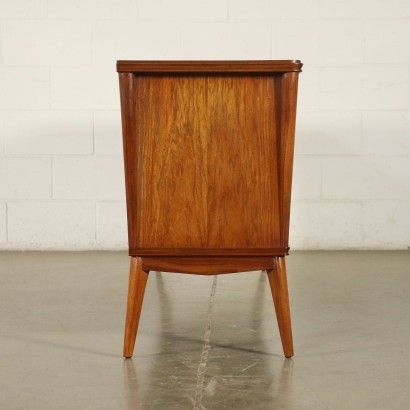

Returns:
119,73,139,249
135,75,208,248
278,72,299,248
207,75,281,247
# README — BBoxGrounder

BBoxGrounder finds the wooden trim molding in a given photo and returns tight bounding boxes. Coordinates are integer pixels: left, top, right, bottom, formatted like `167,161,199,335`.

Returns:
117,60,303,73
129,247,290,256
141,256,277,275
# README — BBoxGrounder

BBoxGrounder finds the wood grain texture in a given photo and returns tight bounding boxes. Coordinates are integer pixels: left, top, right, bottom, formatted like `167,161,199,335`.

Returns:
267,257,294,358
207,75,280,247
277,72,299,248
141,256,276,275
129,246,289,256
121,73,293,254
119,73,140,248
135,75,208,248
123,257,148,358
117,60,303,73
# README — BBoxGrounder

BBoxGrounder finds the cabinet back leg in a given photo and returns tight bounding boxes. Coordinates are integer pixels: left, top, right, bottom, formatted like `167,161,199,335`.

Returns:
267,257,294,358
123,257,148,358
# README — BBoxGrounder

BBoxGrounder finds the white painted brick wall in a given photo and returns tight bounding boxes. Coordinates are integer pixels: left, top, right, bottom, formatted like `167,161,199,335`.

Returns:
0,0,409,250
50,67,119,109
320,0,410,19
180,22,271,59
320,66,409,110
0,68,49,109
96,201,127,248
363,202,410,249
0,113,4,154
323,157,410,200
290,201,363,249
272,20,364,65
296,112,361,156
364,20,410,64
5,111,93,155
0,0,47,18
93,21,182,62
2,20,92,66
139,0,228,20
0,158,51,198
53,157,125,200
363,112,410,155
292,158,322,200
0,202,6,244
7,201,95,248
231,0,320,19
94,111,123,155
47,0,138,19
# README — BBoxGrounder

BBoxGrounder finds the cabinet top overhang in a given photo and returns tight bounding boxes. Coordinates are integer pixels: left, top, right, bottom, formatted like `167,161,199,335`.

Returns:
117,60,302,73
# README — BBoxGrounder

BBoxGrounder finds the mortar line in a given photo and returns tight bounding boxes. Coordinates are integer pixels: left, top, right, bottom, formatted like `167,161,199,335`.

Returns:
193,276,218,410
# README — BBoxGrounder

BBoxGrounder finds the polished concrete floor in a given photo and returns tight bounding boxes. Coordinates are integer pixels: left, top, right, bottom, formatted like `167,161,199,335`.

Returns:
0,251,409,409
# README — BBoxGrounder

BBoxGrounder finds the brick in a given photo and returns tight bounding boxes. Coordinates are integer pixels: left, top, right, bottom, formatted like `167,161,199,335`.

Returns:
5,111,93,155
230,0,276,19
94,111,123,155
320,20,364,65
53,157,125,200
323,157,410,200
320,66,409,110
96,201,127,248
321,0,410,18
93,21,181,63
0,0,46,18
292,157,322,200
2,20,91,65
296,112,361,155
363,201,410,249
365,20,410,64
230,0,319,19
272,20,320,63
0,158,51,199
291,201,363,249
363,112,410,156
297,66,321,111
0,202,6,243
277,0,320,18
0,68,49,109
139,0,228,20
51,67,118,109
0,113,4,154
272,20,363,65
48,0,137,18
7,201,95,248
180,22,271,59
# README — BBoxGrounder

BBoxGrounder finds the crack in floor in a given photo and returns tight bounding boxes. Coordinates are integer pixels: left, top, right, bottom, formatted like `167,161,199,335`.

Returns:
193,276,218,410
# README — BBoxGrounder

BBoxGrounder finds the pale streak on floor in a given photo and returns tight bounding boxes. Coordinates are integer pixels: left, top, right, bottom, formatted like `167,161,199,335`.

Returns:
0,251,409,409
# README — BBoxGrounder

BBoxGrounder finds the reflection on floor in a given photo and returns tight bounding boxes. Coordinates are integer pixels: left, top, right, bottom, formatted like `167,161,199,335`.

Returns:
0,251,409,409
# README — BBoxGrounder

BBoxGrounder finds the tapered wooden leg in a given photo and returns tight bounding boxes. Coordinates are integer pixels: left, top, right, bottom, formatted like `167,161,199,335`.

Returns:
267,257,294,358
123,257,148,358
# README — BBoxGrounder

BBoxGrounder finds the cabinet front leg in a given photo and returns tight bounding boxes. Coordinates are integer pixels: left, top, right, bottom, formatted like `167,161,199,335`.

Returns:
267,257,294,358
123,257,148,358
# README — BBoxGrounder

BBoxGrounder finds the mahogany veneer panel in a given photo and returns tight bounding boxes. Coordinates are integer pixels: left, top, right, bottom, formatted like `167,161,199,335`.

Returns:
119,72,302,256
128,74,281,251
134,75,208,248
207,76,280,248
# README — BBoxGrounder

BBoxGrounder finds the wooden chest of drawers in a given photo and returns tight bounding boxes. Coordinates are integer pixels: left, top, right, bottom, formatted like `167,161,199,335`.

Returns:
117,60,302,358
